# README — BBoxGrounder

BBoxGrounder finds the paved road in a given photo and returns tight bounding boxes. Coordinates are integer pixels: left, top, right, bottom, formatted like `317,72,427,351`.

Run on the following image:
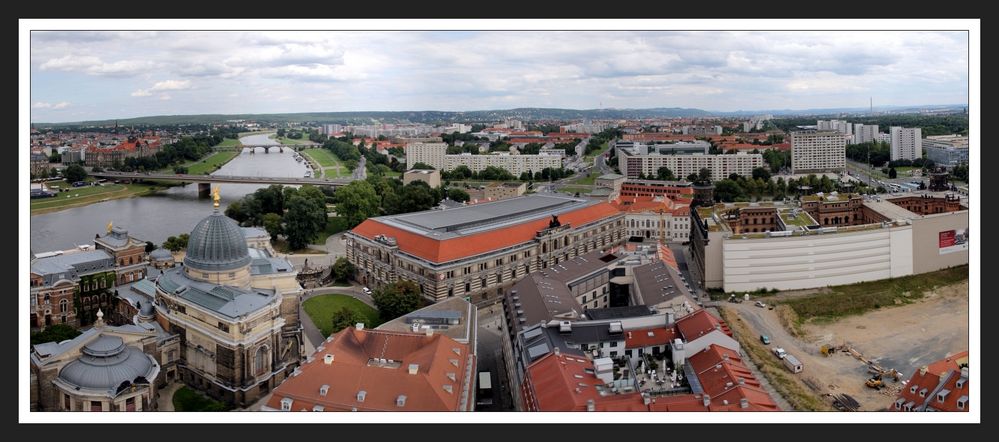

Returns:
474,308,516,411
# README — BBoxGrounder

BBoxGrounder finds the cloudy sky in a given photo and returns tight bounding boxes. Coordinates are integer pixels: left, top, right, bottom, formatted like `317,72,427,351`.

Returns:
29,31,968,122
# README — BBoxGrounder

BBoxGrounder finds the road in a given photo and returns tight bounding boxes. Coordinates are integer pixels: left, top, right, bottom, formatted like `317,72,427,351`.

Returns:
474,307,516,411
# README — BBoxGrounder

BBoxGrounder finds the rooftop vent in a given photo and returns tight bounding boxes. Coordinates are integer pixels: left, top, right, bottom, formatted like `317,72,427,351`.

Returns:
408,363,419,375
702,395,710,407
453,347,461,355
586,399,595,412
319,384,329,397
608,322,623,334
443,384,453,394
559,321,572,333
357,390,366,402
425,327,434,336
324,354,335,365
356,323,365,330
447,372,457,382
396,395,407,407
312,405,325,412
450,359,459,367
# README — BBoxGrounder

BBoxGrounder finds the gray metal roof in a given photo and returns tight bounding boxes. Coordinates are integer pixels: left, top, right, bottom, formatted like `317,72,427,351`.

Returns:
376,194,597,240
149,248,173,261
585,305,655,321
183,210,252,272
57,335,158,391
95,226,134,249
156,267,276,319
30,250,114,286
241,226,270,239
632,261,692,307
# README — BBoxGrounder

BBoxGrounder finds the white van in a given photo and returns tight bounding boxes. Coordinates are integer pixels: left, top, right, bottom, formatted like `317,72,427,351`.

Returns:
783,354,803,373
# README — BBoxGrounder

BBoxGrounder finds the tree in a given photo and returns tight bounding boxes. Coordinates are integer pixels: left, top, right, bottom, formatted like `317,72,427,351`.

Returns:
656,166,675,181
262,212,283,238
31,324,82,346
277,128,286,137
144,241,156,253
330,307,362,335
752,167,771,182
335,181,381,228
49,151,61,163
411,162,435,170
225,200,248,224
698,168,712,183
332,257,355,283
162,233,190,252
447,188,470,203
888,167,898,179
283,194,326,250
450,165,473,180
686,173,698,182
173,165,188,174
372,280,424,321
714,179,744,202
64,164,87,183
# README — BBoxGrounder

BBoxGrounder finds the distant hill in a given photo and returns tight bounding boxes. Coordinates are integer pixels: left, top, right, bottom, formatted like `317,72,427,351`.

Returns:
32,105,968,128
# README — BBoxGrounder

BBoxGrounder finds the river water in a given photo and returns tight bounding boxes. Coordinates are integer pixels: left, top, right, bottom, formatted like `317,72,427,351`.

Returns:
30,134,311,252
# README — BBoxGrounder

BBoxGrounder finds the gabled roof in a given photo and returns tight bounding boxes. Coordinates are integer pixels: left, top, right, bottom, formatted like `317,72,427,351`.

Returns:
526,352,646,411
675,309,732,342
265,327,473,412
624,327,678,349
687,344,779,411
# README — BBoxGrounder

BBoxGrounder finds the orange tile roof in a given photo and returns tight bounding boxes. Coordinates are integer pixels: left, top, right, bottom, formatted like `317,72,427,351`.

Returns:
657,244,678,270
687,344,779,411
611,196,690,217
351,202,621,264
894,350,969,412
525,352,646,411
675,309,732,341
624,327,678,349
265,327,474,412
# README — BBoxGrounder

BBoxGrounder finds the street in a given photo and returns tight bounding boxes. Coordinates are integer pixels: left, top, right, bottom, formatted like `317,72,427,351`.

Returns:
474,307,516,411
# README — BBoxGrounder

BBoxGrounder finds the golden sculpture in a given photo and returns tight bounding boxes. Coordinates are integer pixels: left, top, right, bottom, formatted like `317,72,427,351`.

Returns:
213,186,221,208
106,221,113,233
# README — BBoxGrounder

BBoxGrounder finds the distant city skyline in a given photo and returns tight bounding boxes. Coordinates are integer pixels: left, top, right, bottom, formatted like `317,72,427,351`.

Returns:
30,30,969,123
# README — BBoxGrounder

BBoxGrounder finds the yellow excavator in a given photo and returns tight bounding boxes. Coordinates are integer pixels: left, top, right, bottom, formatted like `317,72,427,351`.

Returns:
865,374,885,390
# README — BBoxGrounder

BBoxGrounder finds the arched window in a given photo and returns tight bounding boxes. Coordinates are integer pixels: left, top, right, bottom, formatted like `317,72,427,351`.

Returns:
254,346,269,376
60,299,68,313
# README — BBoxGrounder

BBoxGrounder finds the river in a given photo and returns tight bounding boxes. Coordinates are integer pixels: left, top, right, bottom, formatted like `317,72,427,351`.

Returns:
30,134,312,252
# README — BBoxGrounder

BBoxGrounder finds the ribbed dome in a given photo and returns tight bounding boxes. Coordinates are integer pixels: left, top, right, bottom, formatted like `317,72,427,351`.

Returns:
58,336,157,391
184,210,251,272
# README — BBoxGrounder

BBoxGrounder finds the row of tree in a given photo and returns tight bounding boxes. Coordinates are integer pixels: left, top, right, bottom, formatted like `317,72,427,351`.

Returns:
113,135,222,172
712,173,871,203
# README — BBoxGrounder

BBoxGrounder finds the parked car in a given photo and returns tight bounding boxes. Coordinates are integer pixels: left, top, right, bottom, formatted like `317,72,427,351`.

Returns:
362,287,372,295
72,181,87,187
755,301,766,308
760,335,771,345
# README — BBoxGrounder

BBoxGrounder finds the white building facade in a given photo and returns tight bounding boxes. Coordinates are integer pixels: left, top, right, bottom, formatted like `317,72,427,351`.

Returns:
890,127,923,161
790,131,846,173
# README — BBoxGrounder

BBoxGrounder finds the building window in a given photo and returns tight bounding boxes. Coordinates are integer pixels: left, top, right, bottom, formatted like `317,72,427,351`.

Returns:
228,272,236,278
465,282,471,293
59,299,68,313
217,322,230,332
125,397,136,412
255,346,268,376
64,394,71,411
91,401,102,412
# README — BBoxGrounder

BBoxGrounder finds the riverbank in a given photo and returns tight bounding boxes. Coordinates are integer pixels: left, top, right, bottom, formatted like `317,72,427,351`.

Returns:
269,133,317,146
184,150,239,175
300,148,350,179
30,183,164,215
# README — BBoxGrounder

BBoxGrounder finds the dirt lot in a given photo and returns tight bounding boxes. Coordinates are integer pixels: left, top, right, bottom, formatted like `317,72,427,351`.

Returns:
727,280,968,411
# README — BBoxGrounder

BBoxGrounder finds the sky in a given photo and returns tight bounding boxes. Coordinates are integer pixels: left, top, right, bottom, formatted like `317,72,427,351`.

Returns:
29,30,969,123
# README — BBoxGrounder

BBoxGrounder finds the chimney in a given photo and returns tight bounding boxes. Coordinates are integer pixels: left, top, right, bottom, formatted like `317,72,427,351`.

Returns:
396,395,407,407
702,395,711,407
356,323,365,330
408,363,419,375
357,390,366,402
324,354,335,365
740,398,749,409
319,385,329,397
425,327,433,336
586,399,595,411
920,365,928,376
554,347,560,356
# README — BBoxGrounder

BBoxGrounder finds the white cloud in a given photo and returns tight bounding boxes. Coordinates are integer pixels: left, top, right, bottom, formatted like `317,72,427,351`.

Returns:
32,101,69,109
158,94,171,101
39,55,155,77
150,80,191,91
131,89,152,97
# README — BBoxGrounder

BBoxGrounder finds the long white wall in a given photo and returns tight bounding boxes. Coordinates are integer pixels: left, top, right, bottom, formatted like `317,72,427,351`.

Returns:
721,226,913,292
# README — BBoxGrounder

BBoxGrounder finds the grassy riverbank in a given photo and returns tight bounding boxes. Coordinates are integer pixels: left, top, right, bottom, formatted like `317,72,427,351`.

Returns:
30,183,163,215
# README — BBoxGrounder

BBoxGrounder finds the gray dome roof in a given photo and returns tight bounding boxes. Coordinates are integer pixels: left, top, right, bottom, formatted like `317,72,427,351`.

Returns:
57,336,157,391
138,300,155,317
184,210,251,272
149,248,173,261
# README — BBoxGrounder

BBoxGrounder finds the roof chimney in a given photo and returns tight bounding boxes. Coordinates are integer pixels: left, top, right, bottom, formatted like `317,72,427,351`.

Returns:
920,365,928,376
443,384,453,394
319,384,329,397
739,398,748,409
554,347,561,356
425,327,433,336
586,399,595,411
356,323,365,330
408,363,419,375
357,390,366,402
396,395,407,407
324,354,335,365
702,395,711,407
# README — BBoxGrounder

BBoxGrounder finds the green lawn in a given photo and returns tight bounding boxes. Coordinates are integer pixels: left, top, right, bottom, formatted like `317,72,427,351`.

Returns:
185,151,239,175
584,141,610,160
313,217,349,244
172,386,229,412
303,294,381,337
213,138,242,148
573,171,599,185
301,148,351,178
31,183,160,214
780,211,816,227
784,265,969,323
269,133,316,146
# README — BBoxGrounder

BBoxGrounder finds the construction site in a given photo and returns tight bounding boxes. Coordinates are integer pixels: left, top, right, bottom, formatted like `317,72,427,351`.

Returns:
723,278,968,411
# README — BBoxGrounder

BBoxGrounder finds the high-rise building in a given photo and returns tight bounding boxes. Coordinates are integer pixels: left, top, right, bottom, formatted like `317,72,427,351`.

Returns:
817,120,853,136
853,123,880,144
406,142,562,176
890,127,923,161
790,131,846,174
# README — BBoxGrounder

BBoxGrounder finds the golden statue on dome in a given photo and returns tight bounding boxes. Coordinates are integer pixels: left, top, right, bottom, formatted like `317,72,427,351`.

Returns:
213,186,221,208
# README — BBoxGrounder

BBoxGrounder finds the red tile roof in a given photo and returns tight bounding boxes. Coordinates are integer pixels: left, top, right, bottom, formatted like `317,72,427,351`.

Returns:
675,309,732,341
624,327,678,349
893,351,969,412
687,344,779,411
525,352,647,411
265,327,474,412
611,196,690,217
351,202,621,264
